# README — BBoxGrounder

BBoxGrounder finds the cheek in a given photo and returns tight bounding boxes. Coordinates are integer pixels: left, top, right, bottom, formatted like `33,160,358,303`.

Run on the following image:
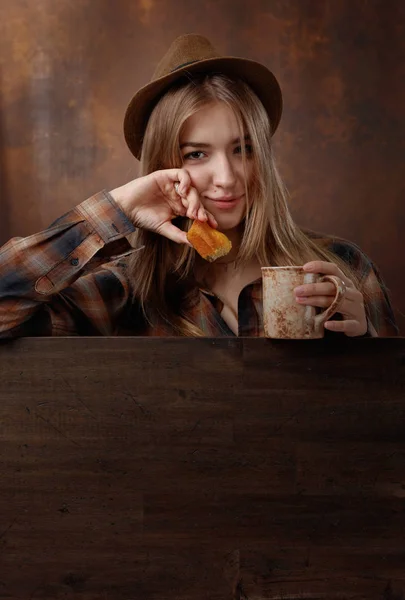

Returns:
184,166,209,193
243,161,254,183
232,160,254,188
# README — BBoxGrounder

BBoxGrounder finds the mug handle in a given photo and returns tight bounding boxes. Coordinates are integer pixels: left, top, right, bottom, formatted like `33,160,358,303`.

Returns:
314,275,346,328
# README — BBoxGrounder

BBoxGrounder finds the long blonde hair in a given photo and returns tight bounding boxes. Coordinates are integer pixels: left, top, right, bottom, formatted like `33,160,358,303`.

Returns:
128,74,362,335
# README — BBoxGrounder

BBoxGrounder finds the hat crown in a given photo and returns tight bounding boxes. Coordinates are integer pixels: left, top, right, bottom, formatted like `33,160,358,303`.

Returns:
153,34,220,80
124,33,283,159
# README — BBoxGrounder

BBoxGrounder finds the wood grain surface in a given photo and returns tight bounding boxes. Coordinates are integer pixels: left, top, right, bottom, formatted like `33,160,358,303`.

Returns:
1,337,405,599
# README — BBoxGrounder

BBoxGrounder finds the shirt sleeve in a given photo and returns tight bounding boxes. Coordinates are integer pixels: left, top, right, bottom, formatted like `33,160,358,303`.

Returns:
0,191,136,338
327,238,399,337
360,261,399,337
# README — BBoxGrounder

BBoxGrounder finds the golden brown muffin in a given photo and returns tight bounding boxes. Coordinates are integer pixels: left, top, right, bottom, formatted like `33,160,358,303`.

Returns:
187,220,232,262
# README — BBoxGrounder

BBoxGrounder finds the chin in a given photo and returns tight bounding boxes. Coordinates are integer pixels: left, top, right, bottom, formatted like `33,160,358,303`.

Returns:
215,220,241,232
214,213,245,232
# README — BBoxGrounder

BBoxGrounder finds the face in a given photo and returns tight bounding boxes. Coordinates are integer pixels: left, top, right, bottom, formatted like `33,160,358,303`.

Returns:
179,101,254,232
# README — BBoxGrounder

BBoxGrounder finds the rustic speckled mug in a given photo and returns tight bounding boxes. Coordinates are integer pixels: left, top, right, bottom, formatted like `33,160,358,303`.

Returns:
261,266,345,339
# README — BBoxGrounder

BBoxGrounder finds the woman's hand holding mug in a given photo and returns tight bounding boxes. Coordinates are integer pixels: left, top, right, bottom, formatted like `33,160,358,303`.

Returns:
296,261,368,337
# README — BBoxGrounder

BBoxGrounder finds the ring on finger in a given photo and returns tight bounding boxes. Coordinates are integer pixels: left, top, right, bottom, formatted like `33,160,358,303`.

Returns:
337,278,347,298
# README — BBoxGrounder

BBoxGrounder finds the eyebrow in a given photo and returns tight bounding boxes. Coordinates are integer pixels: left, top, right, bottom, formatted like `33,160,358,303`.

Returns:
180,135,251,150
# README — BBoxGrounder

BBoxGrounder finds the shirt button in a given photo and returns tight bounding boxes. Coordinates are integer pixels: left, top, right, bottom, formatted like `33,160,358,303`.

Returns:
70,257,79,266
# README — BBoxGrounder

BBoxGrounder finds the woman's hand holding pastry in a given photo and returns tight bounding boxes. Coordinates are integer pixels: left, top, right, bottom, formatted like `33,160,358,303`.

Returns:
110,169,217,245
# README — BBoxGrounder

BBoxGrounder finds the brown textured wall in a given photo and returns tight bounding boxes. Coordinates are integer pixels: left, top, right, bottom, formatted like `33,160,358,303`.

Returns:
0,0,404,332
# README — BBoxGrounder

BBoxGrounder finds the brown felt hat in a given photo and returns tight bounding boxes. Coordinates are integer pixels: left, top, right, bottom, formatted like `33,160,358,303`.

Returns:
124,34,283,160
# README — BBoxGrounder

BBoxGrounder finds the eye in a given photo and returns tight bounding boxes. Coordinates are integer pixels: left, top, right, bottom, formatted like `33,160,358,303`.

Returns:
183,151,206,160
235,144,253,156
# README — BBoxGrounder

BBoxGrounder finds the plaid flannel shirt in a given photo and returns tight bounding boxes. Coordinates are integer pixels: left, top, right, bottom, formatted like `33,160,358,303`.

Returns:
0,191,399,338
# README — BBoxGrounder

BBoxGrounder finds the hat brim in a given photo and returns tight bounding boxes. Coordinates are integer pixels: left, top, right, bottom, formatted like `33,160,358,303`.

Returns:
124,56,283,160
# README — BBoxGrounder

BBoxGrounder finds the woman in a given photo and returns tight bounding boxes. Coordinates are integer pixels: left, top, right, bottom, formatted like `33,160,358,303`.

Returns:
0,34,398,338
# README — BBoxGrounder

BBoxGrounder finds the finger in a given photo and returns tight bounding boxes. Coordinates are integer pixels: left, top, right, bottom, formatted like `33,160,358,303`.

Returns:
180,196,190,210
174,170,191,197
302,261,354,288
159,169,190,199
184,187,201,219
166,186,188,216
295,282,337,297
206,210,218,228
158,221,192,246
296,295,351,310
171,201,187,217
296,287,360,308
197,206,208,222
174,180,188,198
324,319,367,337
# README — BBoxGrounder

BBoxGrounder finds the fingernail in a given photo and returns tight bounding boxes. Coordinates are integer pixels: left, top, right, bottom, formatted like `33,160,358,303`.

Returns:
295,286,305,295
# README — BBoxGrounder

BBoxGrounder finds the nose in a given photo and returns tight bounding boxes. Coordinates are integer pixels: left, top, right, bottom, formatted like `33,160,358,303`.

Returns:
211,153,237,189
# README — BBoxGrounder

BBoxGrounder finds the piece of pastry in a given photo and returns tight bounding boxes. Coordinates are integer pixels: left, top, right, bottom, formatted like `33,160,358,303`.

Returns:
186,220,232,262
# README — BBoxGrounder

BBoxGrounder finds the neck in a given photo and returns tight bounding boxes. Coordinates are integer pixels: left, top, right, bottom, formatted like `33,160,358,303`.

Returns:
195,225,259,287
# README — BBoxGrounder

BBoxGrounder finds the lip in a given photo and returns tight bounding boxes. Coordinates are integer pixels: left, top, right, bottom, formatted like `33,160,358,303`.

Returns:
205,194,244,209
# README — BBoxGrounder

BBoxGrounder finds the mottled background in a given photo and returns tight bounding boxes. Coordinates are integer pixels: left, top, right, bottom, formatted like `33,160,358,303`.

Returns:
0,0,404,332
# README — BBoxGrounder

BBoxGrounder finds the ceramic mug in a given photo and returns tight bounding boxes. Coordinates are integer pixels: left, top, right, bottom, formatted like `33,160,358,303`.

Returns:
261,266,346,339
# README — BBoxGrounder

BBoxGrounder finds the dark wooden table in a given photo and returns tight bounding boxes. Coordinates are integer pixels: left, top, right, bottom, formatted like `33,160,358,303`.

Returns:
1,337,405,600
